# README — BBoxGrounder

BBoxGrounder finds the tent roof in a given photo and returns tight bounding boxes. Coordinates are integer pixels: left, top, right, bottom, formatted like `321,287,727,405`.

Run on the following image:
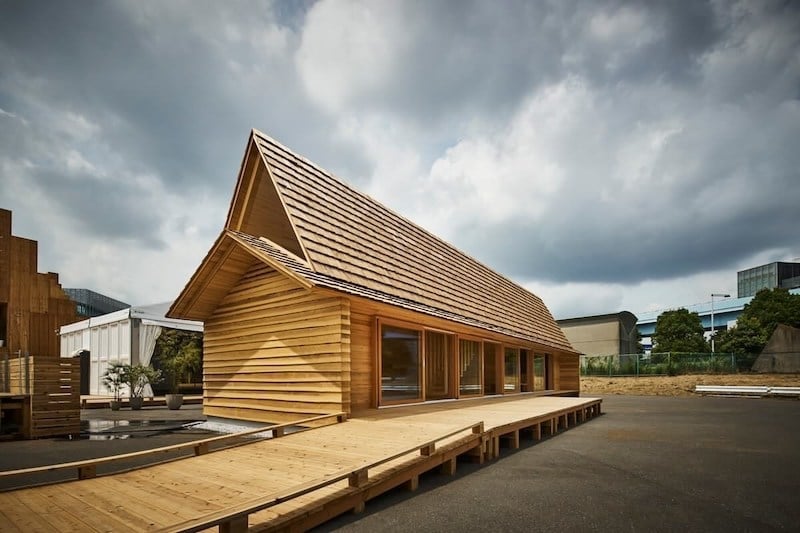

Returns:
60,301,203,334
169,130,574,353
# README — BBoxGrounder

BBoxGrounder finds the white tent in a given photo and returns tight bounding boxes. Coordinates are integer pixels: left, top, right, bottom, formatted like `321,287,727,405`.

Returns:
60,302,203,396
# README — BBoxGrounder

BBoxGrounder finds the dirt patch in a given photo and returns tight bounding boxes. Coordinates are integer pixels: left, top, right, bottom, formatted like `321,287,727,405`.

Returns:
581,373,800,397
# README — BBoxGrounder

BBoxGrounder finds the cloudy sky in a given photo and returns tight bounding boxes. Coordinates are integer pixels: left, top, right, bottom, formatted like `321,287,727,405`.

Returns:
1,1,798,320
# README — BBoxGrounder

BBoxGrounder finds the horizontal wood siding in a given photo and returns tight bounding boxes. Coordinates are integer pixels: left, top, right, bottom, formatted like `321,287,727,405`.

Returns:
556,353,580,391
6,357,80,438
203,265,349,424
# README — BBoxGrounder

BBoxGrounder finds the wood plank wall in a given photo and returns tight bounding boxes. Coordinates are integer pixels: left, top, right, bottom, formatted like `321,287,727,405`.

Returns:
202,265,350,424
0,209,77,359
7,357,80,438
556,353,580,391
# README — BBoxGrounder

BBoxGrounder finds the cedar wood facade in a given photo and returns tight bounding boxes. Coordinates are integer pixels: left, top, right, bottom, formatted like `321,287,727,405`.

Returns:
168,131,580,424
0,208,77,361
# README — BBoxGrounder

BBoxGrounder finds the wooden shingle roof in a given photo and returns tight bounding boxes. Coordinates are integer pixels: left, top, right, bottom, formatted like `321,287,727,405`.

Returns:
170,130,575,353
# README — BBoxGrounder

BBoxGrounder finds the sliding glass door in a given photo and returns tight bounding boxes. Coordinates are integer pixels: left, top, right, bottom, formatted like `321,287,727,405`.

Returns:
380,324,421,403
459,339,482,396
425,331,454,400
504,347,520,393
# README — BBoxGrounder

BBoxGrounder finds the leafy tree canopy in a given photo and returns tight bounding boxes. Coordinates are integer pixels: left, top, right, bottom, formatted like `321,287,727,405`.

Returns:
151,329,203,392
716,288,800,355
652,308,709,353
715,315,769,356
739,288,800,335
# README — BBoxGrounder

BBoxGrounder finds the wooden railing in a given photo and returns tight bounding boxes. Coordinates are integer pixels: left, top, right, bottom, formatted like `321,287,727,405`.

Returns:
157,421,485,533
0,412,347,483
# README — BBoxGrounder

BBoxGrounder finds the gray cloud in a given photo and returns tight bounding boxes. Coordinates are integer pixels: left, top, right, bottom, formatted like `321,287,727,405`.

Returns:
0,0,797,315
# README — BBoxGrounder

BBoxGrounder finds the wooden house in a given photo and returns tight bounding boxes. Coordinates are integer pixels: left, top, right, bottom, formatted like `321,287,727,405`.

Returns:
168,130,580,424
0,208,77,361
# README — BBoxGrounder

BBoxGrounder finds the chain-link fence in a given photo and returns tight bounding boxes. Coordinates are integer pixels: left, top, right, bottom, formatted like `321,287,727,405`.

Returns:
580,352,752,377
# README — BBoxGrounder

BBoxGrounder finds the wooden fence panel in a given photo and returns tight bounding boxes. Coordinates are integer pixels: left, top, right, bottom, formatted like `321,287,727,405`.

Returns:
6,357,80,438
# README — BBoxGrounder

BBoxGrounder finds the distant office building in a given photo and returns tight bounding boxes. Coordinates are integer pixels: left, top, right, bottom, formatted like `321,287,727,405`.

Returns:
64,288,129,318
557,311,640,356
737,262,800,298
637,287,800,352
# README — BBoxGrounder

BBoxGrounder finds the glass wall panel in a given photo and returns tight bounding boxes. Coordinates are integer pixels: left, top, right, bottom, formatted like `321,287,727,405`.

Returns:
484,342,499,394
381,325,421,402
504,347,519,392
520,349,530,392
533,354,546,391
425,331,453,400
459,339,481,396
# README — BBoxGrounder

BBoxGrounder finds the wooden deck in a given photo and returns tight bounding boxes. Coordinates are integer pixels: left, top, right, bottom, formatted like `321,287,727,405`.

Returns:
0,395,601,532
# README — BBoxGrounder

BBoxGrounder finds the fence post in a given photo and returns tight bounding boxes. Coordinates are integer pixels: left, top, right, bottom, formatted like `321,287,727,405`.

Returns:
24,352,30,394
2,351,8,393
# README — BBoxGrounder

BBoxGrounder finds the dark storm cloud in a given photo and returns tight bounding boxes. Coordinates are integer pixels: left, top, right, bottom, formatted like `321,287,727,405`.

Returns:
32,168,167,248
0,1,369,245
398,0,800,286
306,0,723,129
0,0,797,311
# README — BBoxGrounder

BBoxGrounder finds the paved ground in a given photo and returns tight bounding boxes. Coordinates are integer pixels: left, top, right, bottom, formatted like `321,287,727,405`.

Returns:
0,404,209,490
319,395,800,532
2,396,799,531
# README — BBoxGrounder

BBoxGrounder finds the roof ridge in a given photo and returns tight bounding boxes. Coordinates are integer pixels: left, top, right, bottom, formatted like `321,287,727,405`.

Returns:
252,131,545,305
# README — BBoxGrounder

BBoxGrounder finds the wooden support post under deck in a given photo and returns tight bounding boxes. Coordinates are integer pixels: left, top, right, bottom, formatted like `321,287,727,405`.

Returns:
220,515,248,533
508,430,520,449
534,422,542,441
440,457,457,476
78,465,96,480
194,442,209,456
405,475,419,491
348,469,368,488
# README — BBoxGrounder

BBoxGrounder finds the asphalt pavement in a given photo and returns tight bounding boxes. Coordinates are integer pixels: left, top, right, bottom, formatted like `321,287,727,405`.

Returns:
318,395,800,533
0,404,209,490
2,396,799,532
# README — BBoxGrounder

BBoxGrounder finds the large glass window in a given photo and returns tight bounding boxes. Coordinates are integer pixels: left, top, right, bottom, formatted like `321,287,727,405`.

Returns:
381,325,421,403
504,347,519,392
459,339,481,396
425,331,453,400
484,342,499,394
533,353,546,391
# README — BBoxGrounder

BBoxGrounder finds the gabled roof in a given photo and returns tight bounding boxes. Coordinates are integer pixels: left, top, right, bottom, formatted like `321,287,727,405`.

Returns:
169,130,575,353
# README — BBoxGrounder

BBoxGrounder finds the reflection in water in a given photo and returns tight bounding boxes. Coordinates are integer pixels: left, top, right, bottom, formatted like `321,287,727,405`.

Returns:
76,420,206,440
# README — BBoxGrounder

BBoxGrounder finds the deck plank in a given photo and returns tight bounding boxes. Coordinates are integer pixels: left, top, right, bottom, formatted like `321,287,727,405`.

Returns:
0,395,601,532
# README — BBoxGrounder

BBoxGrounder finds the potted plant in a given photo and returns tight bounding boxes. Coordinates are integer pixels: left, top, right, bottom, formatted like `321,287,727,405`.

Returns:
126,364,162,410
153,330,202,410
102,362,128,411
163,344,201,410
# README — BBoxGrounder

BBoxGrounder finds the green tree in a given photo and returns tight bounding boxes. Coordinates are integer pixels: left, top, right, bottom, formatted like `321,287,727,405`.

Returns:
652,308,709,353
739,288,800,337
716,288,800,358
151,329,203,393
